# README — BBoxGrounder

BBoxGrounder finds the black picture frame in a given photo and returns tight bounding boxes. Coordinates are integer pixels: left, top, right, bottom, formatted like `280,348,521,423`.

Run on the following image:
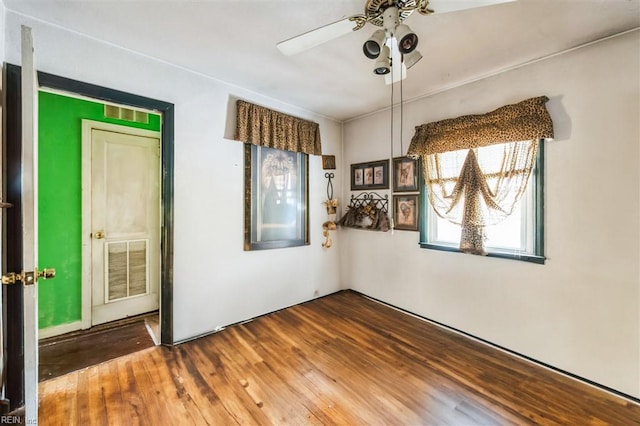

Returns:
393,156,421,193
393,194,419,231
244,144,309,250
351,159,389,190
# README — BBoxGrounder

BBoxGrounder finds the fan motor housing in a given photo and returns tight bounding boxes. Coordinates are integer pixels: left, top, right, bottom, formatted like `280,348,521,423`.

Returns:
366,0,417,26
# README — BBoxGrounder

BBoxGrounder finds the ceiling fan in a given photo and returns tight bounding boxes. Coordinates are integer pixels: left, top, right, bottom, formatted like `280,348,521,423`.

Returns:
277,0,515,82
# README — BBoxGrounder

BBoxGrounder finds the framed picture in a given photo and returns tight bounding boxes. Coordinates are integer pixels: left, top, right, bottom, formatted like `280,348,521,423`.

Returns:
322,155,336,170
364,167,373,185
244,144,309,251
393,156,421,192
393,194,419,231
351,159,389,190
354,168,363,186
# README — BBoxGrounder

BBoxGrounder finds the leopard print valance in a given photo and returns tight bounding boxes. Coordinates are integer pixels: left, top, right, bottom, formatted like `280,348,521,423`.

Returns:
407,96,554,156
235,100,322,155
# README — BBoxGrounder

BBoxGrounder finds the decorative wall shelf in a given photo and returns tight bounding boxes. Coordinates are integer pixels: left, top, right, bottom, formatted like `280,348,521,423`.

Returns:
348,192,388,213
338,192,390,231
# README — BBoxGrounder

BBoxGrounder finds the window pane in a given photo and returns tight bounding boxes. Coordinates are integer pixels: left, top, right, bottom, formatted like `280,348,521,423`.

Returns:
429,186,529,251
245,144,309,251
432,216,460,245
421,141,543,261
483,202,523,250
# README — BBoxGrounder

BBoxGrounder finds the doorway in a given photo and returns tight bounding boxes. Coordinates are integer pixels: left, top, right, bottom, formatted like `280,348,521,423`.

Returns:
2,65,175,413
34,70,175,346
82,122,161,330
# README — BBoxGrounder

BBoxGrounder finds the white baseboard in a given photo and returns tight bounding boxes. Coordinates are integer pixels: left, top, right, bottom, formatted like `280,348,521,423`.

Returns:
39,321,82,339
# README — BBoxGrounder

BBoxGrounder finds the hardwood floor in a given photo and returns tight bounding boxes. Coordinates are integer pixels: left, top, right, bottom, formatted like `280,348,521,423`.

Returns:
39,312,157,382
39,291,639,425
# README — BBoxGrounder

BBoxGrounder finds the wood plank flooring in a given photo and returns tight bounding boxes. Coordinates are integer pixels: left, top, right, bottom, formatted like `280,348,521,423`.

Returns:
39,313,157,382
39,291,640,425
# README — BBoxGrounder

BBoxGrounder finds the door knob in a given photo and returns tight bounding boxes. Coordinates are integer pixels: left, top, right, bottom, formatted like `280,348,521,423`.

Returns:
37,268,56,280
94,231,105,239
2,267,56,285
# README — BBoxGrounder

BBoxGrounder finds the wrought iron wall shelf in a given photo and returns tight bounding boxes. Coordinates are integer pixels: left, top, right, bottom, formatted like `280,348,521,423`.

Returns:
348,192,388,213
338,192,390,231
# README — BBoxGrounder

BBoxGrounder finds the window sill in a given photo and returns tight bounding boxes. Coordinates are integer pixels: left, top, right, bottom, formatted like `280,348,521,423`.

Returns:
419,243,545,265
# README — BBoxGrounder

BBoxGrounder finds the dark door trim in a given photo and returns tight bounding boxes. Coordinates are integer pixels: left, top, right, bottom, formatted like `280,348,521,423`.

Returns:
33,67,176,346
2,64,175,409
3,62,26,413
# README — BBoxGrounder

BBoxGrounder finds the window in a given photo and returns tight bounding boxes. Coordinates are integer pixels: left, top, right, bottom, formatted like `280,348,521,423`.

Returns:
235,100,319,251
244,145,309,251
420,141,544,263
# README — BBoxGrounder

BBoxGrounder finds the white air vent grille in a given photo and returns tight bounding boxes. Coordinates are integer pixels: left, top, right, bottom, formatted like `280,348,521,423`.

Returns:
104,104,149,124
106,239,149,302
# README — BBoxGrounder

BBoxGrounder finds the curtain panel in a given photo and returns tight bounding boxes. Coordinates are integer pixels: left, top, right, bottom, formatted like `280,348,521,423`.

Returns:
235,100,322,155
425,140,538,254
408,96,554,255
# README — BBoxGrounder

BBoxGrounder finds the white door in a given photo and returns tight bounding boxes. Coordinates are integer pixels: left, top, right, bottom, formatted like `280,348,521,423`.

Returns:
84,124,160,326
20,25,52,423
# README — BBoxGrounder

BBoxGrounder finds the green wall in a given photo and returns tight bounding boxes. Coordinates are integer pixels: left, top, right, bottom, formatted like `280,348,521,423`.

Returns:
38,91,161,330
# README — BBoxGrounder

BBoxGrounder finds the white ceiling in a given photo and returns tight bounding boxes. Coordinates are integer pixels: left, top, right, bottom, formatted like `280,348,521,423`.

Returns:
3,0,639,122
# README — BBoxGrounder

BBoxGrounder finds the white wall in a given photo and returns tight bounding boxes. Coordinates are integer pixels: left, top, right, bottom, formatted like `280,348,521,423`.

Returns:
0,3,5,63
342,30,640,398
4,5,638,400
3,12,344,343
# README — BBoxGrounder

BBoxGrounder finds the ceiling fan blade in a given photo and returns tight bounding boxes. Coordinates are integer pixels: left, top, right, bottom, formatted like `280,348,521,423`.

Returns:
277,17,360,56
426,0,516,14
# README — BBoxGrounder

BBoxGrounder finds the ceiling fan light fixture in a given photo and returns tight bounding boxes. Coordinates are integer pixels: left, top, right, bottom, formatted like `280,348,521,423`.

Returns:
394,24,418,54
373,45,391,75
382,6,400,31
404,49,422,69
363,29,387,59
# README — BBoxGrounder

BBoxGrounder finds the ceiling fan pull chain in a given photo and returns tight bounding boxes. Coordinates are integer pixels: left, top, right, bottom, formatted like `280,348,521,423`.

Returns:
390,59,395,233
390,58,394,161
401,66,405,156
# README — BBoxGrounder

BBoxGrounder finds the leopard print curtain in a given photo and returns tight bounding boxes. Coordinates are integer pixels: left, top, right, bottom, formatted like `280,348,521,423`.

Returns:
235,100,322,155
425,141,538,254
408,97,553,255
407,96,553,156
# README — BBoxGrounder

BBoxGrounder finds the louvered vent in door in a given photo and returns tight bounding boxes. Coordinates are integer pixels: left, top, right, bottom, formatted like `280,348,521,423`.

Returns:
106,240,149,302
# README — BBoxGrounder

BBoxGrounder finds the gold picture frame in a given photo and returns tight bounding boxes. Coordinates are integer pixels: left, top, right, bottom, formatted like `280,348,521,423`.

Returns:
322,155,336,170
